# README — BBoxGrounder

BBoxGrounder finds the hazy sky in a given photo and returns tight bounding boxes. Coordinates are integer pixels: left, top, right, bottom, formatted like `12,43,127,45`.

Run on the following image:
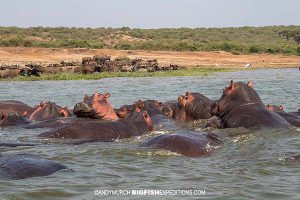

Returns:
0,0,299,28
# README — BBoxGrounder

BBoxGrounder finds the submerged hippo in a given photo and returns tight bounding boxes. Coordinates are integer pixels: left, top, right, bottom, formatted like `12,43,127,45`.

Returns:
266,104,300,127
134,100,164,117
29,101,71,121
116,100,164,119
289,108,300,116
0,154,66,180
161,100,177,118
0,100,35,116
0,143,36,147
0,112,31,126
39,111,154,143
73,93,118,121
174,92,212,121
212,81,290,129
140,131,223,157
115,104,136,119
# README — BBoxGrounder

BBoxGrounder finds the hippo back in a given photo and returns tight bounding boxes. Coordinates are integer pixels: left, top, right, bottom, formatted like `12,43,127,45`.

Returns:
0,154,66,180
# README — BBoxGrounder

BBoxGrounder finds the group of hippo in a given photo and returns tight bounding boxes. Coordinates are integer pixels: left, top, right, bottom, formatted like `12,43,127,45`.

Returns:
1,80,299,180
0,56,182,79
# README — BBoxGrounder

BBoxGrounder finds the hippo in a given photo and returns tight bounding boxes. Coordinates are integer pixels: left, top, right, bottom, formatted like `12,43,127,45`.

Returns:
212,81,291,129
0,112,31,126
266,104,300,127
39,111,153,143
0,143,36,147
29,101,71,121
82,57,92,65
0,154,66,180
174,92,212,121
289,108,300,116
115,104,136,119
133,100,163,117
161,100,177,118
140,131,223,157
73,93,118,121
24,117,91,129
0,100,35,116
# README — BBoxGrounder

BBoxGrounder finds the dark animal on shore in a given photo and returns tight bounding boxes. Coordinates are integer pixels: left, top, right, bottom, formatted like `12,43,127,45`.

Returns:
82,57,92,65
40,67,62,74
0,69,21,78
0,154,66,180
93,55,111,64
140,131,223,157
74,65,95,74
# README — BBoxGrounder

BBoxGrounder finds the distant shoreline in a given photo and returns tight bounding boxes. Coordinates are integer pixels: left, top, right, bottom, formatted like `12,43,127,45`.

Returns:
0,47,299,68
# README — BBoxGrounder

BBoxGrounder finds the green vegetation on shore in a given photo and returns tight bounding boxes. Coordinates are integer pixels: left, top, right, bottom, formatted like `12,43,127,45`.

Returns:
0,68,238,81
0,26,299,55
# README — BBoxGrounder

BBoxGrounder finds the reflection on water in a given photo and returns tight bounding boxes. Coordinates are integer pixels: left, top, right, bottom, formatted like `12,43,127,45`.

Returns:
0,68,299,199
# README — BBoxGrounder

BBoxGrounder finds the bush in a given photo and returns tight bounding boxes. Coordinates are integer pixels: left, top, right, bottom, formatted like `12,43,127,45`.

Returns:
0,26,299,54
249,45,261,53
296,46,300,55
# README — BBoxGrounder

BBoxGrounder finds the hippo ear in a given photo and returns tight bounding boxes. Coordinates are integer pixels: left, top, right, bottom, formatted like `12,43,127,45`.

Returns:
143,111,149,119
1,112,8,119
104,93,110,98
83,95,88,100
120,107,126,112
279,105,284,111
22,111,28,117
185,92,191,97
247,81,254,87
40,101,45,107
178,95,184,102
266,104,270,109
134,100,143,109
230,80,234,85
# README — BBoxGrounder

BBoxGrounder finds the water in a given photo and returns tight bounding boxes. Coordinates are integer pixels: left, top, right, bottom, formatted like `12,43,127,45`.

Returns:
0,68,299,200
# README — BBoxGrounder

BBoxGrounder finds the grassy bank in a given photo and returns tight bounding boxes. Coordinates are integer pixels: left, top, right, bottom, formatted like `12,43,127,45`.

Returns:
0,26,299,55
0,68,239,81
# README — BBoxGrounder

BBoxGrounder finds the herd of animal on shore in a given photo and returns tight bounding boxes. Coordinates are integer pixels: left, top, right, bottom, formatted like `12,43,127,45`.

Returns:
1,80,300,180
0,55,182,78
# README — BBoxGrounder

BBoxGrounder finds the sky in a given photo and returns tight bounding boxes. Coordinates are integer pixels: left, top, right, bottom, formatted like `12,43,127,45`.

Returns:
0,0,299,28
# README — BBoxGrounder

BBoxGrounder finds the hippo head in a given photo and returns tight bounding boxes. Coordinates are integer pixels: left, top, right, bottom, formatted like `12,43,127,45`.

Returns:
116,105,135,119
134,100,163,117
177,92,200,108
215,81,264,117
266,104,284,112
73,93,118,121
125,111,154,133
0,112,31,126
29,101,70,121
162,105,175,117
174,95,188,121
178,95,188,108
